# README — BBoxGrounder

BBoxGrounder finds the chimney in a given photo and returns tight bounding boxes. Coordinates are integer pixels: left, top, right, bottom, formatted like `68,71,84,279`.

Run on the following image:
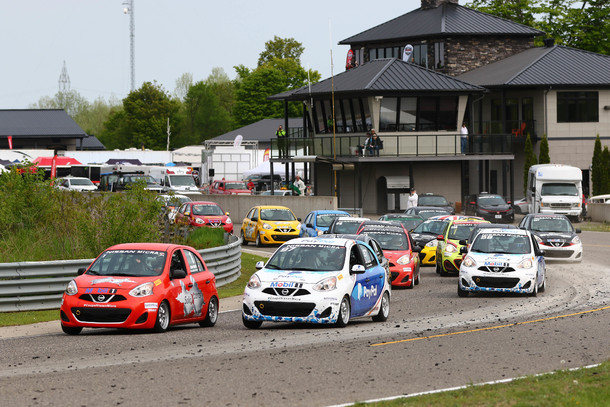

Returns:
421,0,459,10
543,38,555,48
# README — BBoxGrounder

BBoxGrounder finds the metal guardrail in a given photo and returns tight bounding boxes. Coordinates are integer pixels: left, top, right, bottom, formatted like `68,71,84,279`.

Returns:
0,235,242,312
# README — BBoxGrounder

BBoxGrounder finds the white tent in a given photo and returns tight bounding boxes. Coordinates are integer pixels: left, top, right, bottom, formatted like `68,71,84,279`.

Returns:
243,161,300,179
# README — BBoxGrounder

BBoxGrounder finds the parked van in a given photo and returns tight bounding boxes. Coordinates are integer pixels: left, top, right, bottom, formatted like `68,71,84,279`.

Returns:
526,164,583,221
147,166,200,195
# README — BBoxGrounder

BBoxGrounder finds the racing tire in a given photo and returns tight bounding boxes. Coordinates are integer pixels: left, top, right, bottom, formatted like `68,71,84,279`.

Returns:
372,291,390,322
457,285,469,297
335,296,351,327
406,278,415,289
242,315,263,329
435,260,441,274
199,296,219,327
539,278,546,293
529,277,539,297
153,301,170,333
61,324,82,335
256,233,263,247
241,232,248,246
414,272,420,285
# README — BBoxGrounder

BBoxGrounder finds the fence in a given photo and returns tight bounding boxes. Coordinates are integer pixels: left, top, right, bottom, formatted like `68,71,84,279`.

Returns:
0,235,242,312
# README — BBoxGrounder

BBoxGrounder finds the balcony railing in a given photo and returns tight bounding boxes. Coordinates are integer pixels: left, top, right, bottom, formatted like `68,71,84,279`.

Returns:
271,133,516,160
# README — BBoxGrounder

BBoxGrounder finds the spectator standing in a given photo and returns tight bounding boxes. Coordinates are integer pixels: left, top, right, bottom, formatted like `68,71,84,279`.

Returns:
293,175,306,196
276,125,288,157
407,187,418,209
461,123,468,154
247,179,255,191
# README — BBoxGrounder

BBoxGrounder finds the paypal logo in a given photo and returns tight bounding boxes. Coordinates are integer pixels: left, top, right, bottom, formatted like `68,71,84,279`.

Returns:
356,283,378,300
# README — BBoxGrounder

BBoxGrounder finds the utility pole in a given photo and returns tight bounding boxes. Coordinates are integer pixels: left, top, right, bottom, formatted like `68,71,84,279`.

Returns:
166,117,171,151
123,0,135,91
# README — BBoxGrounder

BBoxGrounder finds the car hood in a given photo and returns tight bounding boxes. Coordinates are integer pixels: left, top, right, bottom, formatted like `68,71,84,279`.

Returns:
470,253,533,267
410,233,436,243
256,269,338,284
479,204,511,211
74,274,161,290
382,249,413,261
531,231,576,242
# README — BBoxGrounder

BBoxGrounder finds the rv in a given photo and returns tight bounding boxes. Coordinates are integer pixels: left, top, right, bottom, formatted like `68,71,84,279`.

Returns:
147,166,200,195
526,164,583,221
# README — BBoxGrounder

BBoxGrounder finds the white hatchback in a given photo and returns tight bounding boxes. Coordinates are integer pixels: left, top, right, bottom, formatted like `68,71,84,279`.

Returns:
55,176,97,192
242,237,391,328
458,229,546,297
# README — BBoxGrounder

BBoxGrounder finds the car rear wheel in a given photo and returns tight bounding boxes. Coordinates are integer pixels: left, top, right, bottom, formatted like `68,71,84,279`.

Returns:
199,296,218,327
435,260,441,274
335,296,351,327
414,271,420,285
372,291,390,322
457,285,469,297
153,301,170,333
61,324,82,335
242,315,263,329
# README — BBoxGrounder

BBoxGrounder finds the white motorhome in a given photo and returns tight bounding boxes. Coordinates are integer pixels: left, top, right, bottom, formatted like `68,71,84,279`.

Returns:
526,164,583,221
147,166,200,195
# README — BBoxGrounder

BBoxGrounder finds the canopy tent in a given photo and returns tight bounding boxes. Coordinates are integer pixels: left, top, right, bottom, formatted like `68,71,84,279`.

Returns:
243,161,292,178
105,158,142,165
33,156,82,166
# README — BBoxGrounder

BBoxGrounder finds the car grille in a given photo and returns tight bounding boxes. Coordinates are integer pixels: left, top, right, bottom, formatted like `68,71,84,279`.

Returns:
254,301,316,317
71,307,131,323
271,234,296,242
274,226,296,233
79,294,127,303
549,203,572,209
472,276,520,288
544,249,574,258
262,288,310,296
477,266,515,273
390,272,399,281
206,220,224,227
541,241,569,248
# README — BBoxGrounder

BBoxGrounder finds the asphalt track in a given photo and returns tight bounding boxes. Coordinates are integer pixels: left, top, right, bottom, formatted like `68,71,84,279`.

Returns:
0,231,608,406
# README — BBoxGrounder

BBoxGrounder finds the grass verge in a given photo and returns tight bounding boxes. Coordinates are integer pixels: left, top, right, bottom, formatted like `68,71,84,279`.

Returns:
0,252,266,327
579,221,610,232
354,361,610,407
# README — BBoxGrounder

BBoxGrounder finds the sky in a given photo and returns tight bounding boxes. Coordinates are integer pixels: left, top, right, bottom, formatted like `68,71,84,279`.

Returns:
0,0,423,109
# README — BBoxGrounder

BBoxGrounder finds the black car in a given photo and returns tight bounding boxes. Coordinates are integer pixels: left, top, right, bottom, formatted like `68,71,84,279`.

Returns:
463,193,514,223
518,214,583,262
324,217,369,235
404,206,451,220
409,218,450,262
417,193,455,214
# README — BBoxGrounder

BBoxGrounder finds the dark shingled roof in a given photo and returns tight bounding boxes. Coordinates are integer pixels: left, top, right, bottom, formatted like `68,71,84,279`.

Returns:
457,45,610,87
0,109,87,138
340,4,543,45
212,118,304,143
269,58,484,101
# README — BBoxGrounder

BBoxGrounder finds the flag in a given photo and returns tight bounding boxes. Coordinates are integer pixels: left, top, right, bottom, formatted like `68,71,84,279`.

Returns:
50,154,58,179
7,136,12,149
263,149,270,162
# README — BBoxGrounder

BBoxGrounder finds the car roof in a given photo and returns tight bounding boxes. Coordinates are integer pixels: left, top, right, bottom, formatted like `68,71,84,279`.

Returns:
190,201,222,206
253,205,292,210
478,228,528,236
106,242,186,252
310,210,350,215
284,237,351,247
359,225,405,234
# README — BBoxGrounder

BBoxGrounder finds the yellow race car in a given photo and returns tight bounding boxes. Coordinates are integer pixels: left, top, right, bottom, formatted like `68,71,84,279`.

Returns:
241,205,301,246
435,217,489,275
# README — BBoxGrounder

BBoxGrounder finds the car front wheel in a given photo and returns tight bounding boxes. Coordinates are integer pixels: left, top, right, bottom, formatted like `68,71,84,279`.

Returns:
153,301,170,333
335,296,351,327
242,315,263,329
241,231,248,246
61,324,83,335
255,233,263,247
372,291,390,322
457,285,469,297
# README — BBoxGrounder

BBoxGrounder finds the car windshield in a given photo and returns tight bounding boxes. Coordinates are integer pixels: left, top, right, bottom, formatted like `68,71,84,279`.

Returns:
332,220,362,234
227,182,247,189
87,250,167,277
417,210,449,220
265,244,346,271
448,224,478,240
71,178,94,186
192,204,223,216
471,234,531,254
477,195,506,205
386,217,422,230
541,183,579,196
530,217,573,233
363,232,408,251
418,196,448,206
413,219,447,235
171,175,196,187
260,209,296,221
316,214,344,227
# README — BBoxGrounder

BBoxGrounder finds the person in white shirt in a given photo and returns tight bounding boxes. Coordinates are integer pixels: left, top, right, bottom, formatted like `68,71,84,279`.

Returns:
293,175,306,196
460,123,468,154
407,187,418,209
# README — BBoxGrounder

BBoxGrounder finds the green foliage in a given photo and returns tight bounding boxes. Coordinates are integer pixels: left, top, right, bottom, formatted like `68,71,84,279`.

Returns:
602,146,610,194
258,36,305,66
184,227,225,249
538,134,550,164
30,90,89,117
592,135,603,196
523,134,537,195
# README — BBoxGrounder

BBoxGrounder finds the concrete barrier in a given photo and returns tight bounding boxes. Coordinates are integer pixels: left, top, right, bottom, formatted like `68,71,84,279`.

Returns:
587,203,610,222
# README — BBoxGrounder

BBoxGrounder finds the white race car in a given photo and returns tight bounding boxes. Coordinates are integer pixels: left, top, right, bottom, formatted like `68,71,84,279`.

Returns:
458,228,546,297
242,237,391,328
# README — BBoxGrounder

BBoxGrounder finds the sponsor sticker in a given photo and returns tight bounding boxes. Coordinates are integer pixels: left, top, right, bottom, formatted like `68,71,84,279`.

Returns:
269,281,303,288
145,302,158,309
154,279,162,286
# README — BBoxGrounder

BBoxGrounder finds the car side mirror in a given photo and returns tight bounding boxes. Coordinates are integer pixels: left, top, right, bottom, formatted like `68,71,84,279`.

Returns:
537,249,545,257
459,239,467,245
412,245,422,253
252,216,258,222
171,269,187,279
255,261,265,270
575,228,582,233
225,212,230,216
77,267,87,275
350,264,366,275
436,235,444,240
459,246,468,255
297,218,302,222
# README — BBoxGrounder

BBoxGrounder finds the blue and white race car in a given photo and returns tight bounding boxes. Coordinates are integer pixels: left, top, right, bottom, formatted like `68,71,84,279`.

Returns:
458,228,546,297
242,237,391,328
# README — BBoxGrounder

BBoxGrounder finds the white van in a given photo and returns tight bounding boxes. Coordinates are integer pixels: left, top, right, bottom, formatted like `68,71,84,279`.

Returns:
526,164,583,221
147,166,200,195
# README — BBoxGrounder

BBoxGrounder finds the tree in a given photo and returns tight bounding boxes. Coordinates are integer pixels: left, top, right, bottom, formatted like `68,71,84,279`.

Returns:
538,134,550,163
602,146,610,194
466,0,610,55
30,90,89,118
258,36,305,66
591,134,603,195
233,66,289,127
173,73,193,101
73,96,122,140
523,134,537,195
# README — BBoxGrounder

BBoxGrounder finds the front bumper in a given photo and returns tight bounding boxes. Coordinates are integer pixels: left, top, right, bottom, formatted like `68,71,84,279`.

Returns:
389,263,416,287
458,267,537,294
540,243,583,262
258,229,300,245
419,246,436,265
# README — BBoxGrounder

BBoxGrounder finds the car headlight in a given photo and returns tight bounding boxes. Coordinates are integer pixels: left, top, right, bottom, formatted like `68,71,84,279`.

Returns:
517,258,533,269
226,217,232,224
534,235,542,243
462,256,476,268
313,276,337,291
317,230,324,236
425,240,438,248
571,236,581,244
296,223,301,230
262,223,273,230
396,255,411,265
65,280,78,296
444,244,457,254
129,282,154,297
247,274,261,289
195,218,205,224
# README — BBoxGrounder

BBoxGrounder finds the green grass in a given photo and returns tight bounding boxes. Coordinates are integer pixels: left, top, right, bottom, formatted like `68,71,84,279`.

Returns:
0,252,266,327
354,361,610,407
579,221,610,232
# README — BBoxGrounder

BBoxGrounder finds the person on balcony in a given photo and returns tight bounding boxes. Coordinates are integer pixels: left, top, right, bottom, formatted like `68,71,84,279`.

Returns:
276,125,288,158
367,130,382,156
461,123,468,155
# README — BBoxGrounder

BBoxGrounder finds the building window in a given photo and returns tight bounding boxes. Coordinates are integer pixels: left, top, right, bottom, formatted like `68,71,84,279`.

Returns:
557,91,599,123
398,97,417,131
434,42,444,68
413,44,428,68
379,97,398,131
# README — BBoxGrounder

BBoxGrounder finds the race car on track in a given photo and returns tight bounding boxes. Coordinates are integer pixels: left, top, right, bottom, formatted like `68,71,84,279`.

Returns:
242,237,391,328
458,228,546,297
410,217,450,265
60,243,219,334
518,214,583,262
436,218,489,275
241,205,301,246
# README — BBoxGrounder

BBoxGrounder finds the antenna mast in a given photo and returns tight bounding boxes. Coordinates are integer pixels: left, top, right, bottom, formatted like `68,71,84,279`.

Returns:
123,0,135,91
58,61,70,93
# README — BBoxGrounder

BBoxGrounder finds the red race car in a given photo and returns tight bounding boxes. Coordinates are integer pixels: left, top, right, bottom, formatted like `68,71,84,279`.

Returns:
174,201,233,233
60,243,219,335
